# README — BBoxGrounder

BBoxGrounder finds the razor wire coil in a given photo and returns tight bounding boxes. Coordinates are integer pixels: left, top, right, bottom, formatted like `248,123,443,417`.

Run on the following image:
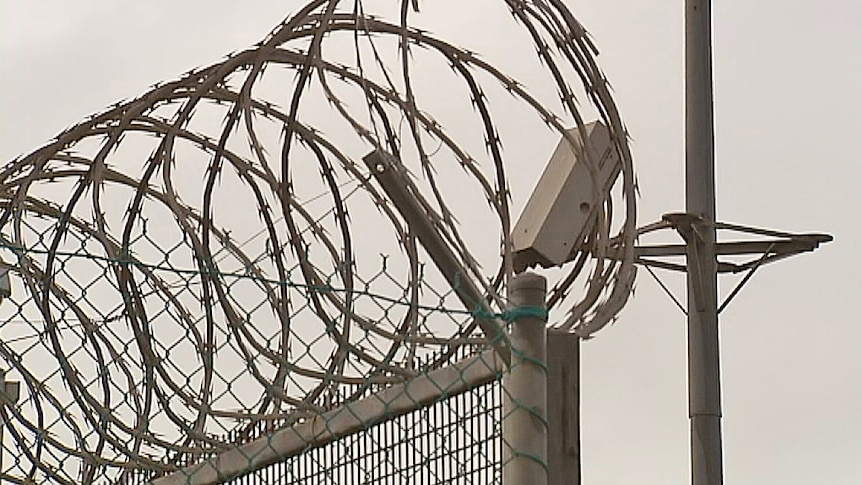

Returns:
0,1,636,483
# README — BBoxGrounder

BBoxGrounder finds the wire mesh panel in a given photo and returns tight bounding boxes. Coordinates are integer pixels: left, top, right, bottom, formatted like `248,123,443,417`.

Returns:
139,375,503,485
0,1,635,483
0,231,500,483
262,377,502,485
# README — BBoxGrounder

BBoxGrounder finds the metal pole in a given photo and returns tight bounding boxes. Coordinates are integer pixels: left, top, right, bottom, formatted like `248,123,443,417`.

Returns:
503,272,547,485
0,369,4,475
685,1,723,484
0,368,17,475
547,330,580,485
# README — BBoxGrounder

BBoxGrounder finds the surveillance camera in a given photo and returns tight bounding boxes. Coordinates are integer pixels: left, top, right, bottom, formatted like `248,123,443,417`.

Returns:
512,121,621,273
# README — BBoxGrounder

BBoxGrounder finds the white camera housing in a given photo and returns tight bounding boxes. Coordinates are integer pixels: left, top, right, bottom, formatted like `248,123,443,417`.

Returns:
512,121,621,272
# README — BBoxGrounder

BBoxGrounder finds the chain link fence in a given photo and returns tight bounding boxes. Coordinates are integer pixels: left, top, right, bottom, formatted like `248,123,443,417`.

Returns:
138,355,504,485
0,229,548,484
0,229,506,483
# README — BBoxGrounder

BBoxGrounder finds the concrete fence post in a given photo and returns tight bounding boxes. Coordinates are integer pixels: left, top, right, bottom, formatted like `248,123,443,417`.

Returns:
503,272,548,485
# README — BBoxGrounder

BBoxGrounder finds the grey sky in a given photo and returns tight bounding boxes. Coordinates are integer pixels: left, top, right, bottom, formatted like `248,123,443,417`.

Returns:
1,1,860,484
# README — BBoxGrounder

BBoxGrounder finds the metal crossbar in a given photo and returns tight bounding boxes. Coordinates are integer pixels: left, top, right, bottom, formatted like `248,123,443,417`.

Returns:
139,354,503,485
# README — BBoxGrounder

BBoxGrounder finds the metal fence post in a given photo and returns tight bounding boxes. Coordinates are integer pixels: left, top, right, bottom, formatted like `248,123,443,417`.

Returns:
547,330,580,485
1,368,21,475
503,272,548,485
0,368,4,474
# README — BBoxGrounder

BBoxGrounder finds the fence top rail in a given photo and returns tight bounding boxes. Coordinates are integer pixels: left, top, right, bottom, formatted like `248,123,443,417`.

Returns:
150,349,504,485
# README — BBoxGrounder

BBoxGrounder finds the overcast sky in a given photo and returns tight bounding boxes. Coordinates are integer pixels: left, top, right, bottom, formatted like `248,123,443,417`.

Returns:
1,1,860,484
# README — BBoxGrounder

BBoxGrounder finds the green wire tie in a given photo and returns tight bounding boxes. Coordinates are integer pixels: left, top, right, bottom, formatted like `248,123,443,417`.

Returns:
473,306,548,323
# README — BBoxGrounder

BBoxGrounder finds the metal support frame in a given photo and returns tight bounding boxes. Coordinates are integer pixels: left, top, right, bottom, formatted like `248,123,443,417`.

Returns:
503,273,548,485
716,244,774,314
604,216,831,316
547,330,580,485
603,215,831,277
363,150,510,364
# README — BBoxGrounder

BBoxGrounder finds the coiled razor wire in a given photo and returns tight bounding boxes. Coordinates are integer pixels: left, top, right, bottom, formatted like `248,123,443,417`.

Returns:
0,0,636,483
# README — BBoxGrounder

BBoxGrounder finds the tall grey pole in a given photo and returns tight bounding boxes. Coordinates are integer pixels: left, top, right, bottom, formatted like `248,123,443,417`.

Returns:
685,1,723,484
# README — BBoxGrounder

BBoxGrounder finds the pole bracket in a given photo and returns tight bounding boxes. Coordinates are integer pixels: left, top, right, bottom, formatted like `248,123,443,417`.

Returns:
602,213,833,313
